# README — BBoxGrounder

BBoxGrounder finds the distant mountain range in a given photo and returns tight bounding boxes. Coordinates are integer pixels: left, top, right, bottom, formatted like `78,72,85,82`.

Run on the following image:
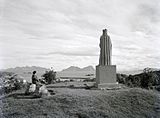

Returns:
1,66,49,82
2,66,95,73
118,68,160,75
58,66,95,78
2,66,49,74
61,66,95,72
1,66,95,80
118,70,143,75
2,66,158,80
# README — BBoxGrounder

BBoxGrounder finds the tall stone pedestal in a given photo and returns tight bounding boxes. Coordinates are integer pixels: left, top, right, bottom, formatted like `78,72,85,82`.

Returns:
96,65,117,88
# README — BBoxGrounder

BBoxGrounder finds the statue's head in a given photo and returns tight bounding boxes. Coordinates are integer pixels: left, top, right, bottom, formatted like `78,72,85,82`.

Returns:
103,29,107,35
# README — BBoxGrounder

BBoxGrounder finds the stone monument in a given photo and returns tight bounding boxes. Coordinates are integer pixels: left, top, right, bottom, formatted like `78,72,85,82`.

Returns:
96,29,117,88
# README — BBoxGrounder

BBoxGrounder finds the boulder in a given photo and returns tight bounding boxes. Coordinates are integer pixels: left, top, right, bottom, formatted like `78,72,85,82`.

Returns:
29,84,36,93
39,85,50,97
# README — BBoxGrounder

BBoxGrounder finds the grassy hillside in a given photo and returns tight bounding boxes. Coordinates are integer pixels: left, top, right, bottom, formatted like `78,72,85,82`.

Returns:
1,88,160,118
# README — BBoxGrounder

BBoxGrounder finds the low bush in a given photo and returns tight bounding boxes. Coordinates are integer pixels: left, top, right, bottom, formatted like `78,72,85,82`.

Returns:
119,68,160,90
42,70,56,84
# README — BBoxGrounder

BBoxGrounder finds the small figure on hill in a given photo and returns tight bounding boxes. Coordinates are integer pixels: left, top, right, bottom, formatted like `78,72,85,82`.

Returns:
32,71,38,84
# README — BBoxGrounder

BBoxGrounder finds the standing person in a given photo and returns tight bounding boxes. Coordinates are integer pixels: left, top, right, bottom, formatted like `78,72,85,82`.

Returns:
32,71,38,84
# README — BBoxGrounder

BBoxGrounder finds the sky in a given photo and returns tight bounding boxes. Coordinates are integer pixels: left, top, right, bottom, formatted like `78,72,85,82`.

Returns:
0,0,160,71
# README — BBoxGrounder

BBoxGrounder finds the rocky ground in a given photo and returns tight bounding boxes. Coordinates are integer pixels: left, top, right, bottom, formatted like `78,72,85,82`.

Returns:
1,82,160,118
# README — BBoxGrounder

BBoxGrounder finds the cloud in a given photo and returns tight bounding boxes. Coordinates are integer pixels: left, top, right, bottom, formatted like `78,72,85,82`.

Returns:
128,1,160,34
1,0,160,71
45,50,98,57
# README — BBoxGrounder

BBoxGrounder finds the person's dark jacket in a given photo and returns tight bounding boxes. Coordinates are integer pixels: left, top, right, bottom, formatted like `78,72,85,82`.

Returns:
32,74,38,84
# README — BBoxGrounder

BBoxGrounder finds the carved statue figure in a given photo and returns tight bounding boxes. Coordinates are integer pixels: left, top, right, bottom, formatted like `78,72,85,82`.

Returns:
99,29,112,65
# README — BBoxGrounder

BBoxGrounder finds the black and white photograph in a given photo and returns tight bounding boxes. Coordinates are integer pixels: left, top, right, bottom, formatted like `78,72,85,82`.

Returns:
0,0,160,117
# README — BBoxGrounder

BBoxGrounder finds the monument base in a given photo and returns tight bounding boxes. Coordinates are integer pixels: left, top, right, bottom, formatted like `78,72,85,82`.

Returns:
97,83,121,90
96,65,119,89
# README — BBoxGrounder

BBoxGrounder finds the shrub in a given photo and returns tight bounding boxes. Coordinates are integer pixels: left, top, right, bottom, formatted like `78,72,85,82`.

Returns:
42,70,56,84
14,79,22,90
123,69,160,90
117,74,128,84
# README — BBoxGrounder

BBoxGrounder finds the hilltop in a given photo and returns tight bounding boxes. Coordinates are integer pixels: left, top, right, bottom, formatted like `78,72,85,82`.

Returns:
58,66,95,78
61,66,95,72
1,87,160,118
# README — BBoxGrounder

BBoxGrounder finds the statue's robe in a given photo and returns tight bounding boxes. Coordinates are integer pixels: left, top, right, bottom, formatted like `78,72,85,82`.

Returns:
99,34,112,66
